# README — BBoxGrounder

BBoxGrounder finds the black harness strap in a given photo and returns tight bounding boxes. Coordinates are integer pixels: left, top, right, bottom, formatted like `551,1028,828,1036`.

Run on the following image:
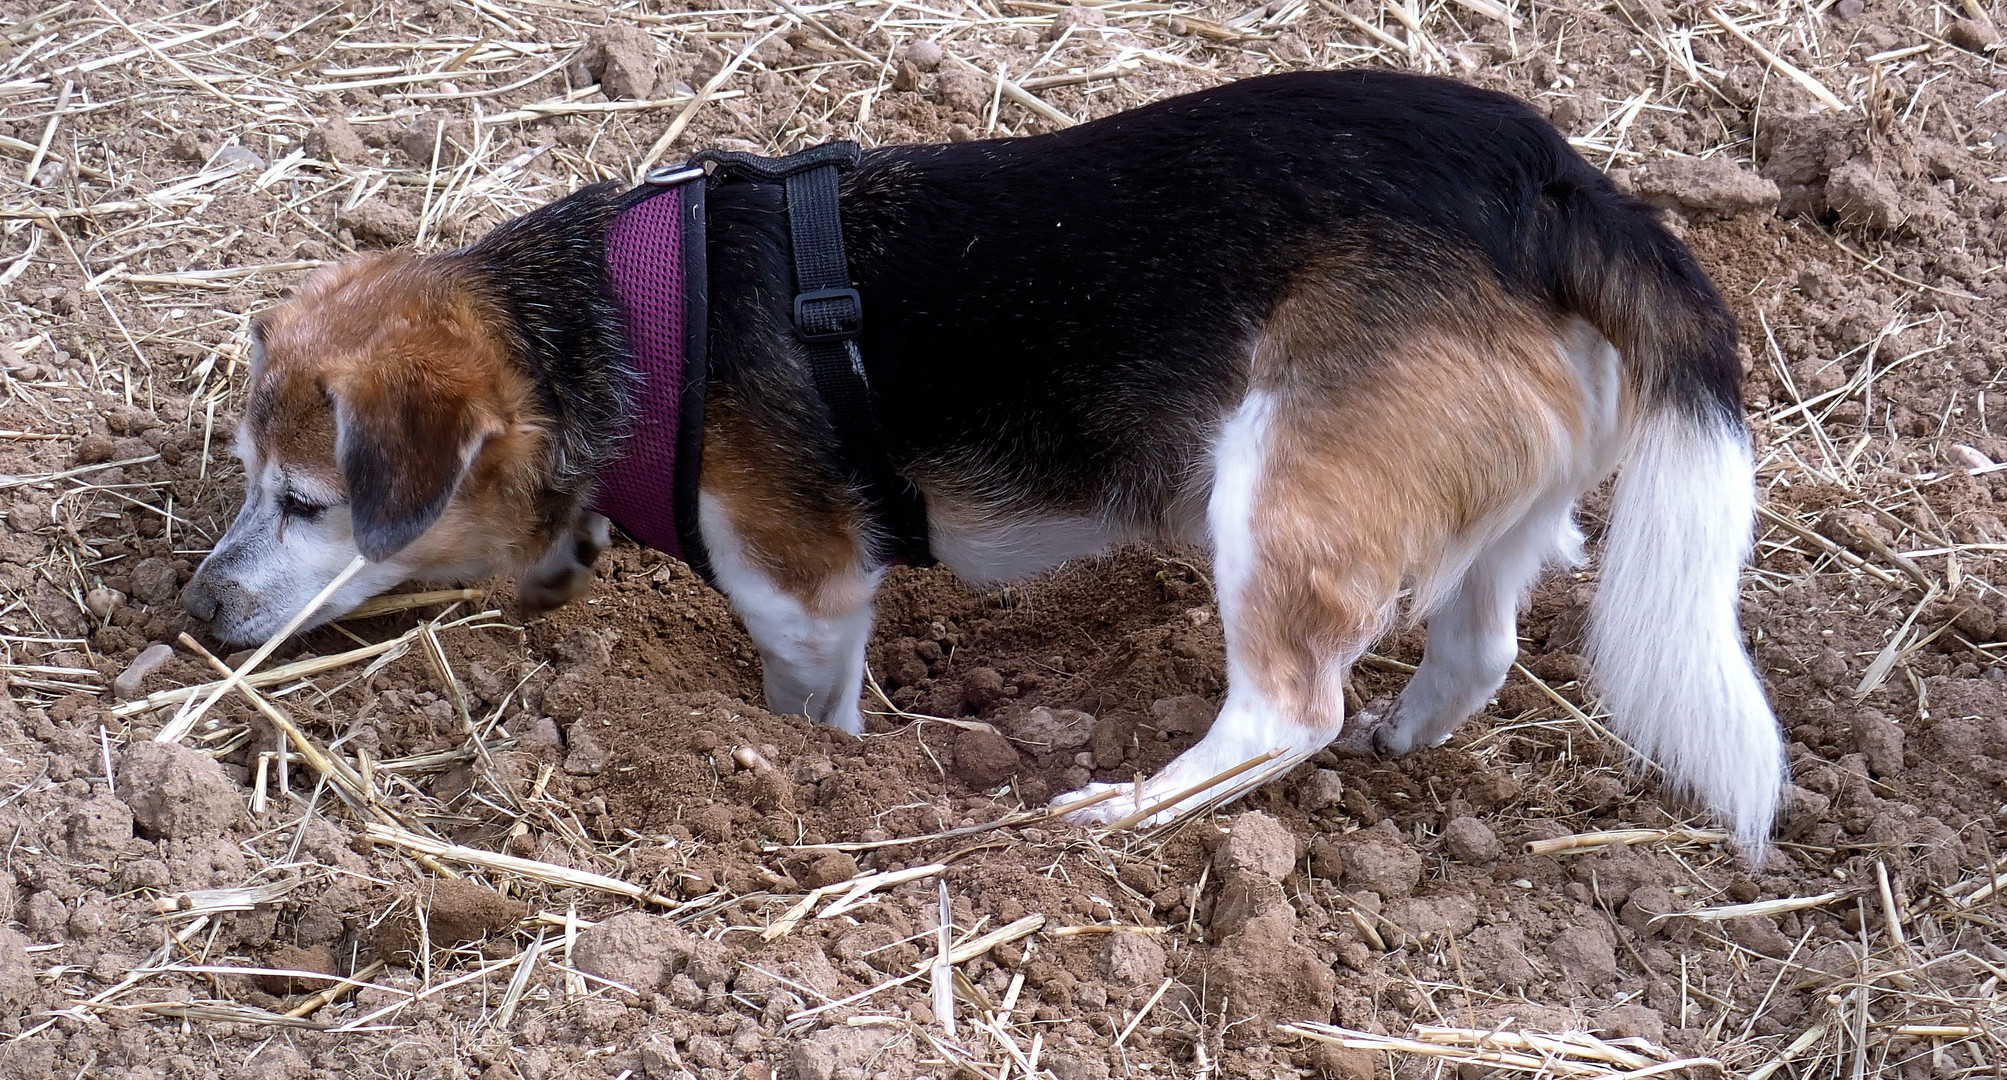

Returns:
696,142,934,567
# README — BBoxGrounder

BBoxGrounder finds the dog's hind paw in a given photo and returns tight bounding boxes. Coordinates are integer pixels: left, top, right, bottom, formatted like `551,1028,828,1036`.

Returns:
1051,781,1156,826
1327,697,1395,758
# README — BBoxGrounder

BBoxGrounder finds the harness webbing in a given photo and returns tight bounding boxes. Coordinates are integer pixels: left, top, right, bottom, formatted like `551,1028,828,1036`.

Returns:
697,142,935,568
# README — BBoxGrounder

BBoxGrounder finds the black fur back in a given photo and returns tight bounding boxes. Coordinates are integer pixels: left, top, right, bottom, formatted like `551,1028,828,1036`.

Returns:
700,69,1740,525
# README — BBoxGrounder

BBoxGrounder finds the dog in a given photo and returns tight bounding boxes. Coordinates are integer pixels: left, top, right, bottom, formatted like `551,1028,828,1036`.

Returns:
184,70,1785,849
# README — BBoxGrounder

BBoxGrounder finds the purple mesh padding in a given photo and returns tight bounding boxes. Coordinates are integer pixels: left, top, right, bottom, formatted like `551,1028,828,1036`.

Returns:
591,188,686,560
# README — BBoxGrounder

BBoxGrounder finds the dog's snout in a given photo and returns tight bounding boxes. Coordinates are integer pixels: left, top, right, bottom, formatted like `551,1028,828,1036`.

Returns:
181,575,222,622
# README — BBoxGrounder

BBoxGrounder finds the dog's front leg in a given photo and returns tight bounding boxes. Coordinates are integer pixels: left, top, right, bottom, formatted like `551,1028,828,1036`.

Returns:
698,492,882,735
515,510,613,615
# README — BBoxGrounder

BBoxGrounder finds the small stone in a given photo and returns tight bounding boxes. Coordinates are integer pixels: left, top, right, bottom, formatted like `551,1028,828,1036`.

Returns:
1307,1042,1376,1080
553,628,615,672
520,716,562,747
1775,784,1830,840
396,113,459,161
902,38,943,70
75,434,115,464
800,851,859,889
1045,1052,1109,1080
687,804,733,843
335,202,420,247
1149,695,1213,736
1826,159,1907,233
576,25,660,100
1307,836,1344,880
1088,717,1127,769
117,741,242,839
84,587,124,619
573,911,697,995
212,144,264,172
1947,444,1996,473
1730,914,1796,958
1337,827,1423,897
1546,925,1619,986
0,927,46,1022
1294,769,1344,811
952,727,1018,787
64,794,134,860
1008,705,1096,751
791,1025,915,1080
961,666,1006,711
1044,5,1107,41
1442,815,1504,863
1214,810,1296,884
932,66,988,112
257,944,342,995
114,642,175,700
131,557,180,606
563,720,609,775
1102,932,1166,987
305,117,368,163
170,129,218,162
1632,156,1779,219
6,502,47,533
1381,894,1477,945
1596,1003,1665,1042
1946,18,1996,52
1851,709,1904,776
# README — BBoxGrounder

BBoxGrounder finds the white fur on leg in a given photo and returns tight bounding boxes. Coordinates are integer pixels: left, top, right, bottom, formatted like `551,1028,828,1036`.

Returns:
1059,391,1333,824
1373,490,1576,755
1060,693,1329,825
699,494,881,734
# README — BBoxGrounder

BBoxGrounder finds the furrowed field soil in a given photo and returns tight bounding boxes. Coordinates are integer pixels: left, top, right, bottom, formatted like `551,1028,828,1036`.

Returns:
0,0,2004,1077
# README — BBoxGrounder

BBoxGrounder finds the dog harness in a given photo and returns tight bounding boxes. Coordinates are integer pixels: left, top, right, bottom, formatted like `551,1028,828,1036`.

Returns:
591,143,934,581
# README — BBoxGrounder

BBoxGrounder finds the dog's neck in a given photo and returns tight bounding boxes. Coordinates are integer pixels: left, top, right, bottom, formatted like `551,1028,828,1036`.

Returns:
448,181,639,505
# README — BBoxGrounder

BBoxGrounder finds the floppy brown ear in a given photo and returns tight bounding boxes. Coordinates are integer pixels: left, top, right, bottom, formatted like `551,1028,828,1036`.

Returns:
333,365,503,562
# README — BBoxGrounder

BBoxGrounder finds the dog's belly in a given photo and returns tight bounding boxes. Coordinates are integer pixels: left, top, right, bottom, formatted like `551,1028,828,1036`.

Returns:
927,510,1136,585
926,493,1210,585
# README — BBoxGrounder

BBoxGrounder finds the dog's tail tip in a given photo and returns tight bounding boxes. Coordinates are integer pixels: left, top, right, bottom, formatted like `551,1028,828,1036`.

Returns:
1587,411,1785,855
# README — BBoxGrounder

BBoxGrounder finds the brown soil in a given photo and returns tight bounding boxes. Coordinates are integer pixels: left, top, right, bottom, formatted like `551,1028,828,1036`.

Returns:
1,0,2004,1078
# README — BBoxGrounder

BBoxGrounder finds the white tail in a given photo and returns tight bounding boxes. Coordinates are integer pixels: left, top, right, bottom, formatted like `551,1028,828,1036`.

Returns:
1587,412,1782,855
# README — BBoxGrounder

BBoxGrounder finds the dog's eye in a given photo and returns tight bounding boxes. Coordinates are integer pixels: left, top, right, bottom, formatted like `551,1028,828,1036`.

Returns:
280,492,330,521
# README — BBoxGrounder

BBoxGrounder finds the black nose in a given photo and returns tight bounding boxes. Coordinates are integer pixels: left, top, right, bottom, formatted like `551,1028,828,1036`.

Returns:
182,578,220,621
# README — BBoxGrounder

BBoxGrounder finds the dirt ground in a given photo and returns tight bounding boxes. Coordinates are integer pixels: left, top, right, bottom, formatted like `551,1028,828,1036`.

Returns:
1,0,2005,1077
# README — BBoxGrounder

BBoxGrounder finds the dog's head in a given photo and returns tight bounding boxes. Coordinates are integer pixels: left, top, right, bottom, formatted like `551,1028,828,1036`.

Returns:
185,255,600,644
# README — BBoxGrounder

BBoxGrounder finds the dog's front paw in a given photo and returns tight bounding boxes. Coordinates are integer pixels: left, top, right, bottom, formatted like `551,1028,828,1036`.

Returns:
516,511,612,615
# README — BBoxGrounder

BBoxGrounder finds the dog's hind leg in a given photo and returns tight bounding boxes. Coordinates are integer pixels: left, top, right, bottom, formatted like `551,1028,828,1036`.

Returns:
1368,491,1578,756
1060,389,1394,825
1369,319,1624,756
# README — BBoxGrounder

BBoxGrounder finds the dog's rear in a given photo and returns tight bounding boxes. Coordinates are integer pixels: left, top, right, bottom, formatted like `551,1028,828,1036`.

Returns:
1058,79,1782,849
1347,125,1785,852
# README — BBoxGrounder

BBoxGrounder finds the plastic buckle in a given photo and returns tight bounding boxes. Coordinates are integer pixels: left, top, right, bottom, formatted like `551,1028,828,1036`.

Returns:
643,163,706,187
794,288,862,342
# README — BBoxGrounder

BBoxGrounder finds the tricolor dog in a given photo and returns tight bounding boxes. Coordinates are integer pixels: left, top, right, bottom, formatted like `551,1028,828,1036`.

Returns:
184,71,1785,848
